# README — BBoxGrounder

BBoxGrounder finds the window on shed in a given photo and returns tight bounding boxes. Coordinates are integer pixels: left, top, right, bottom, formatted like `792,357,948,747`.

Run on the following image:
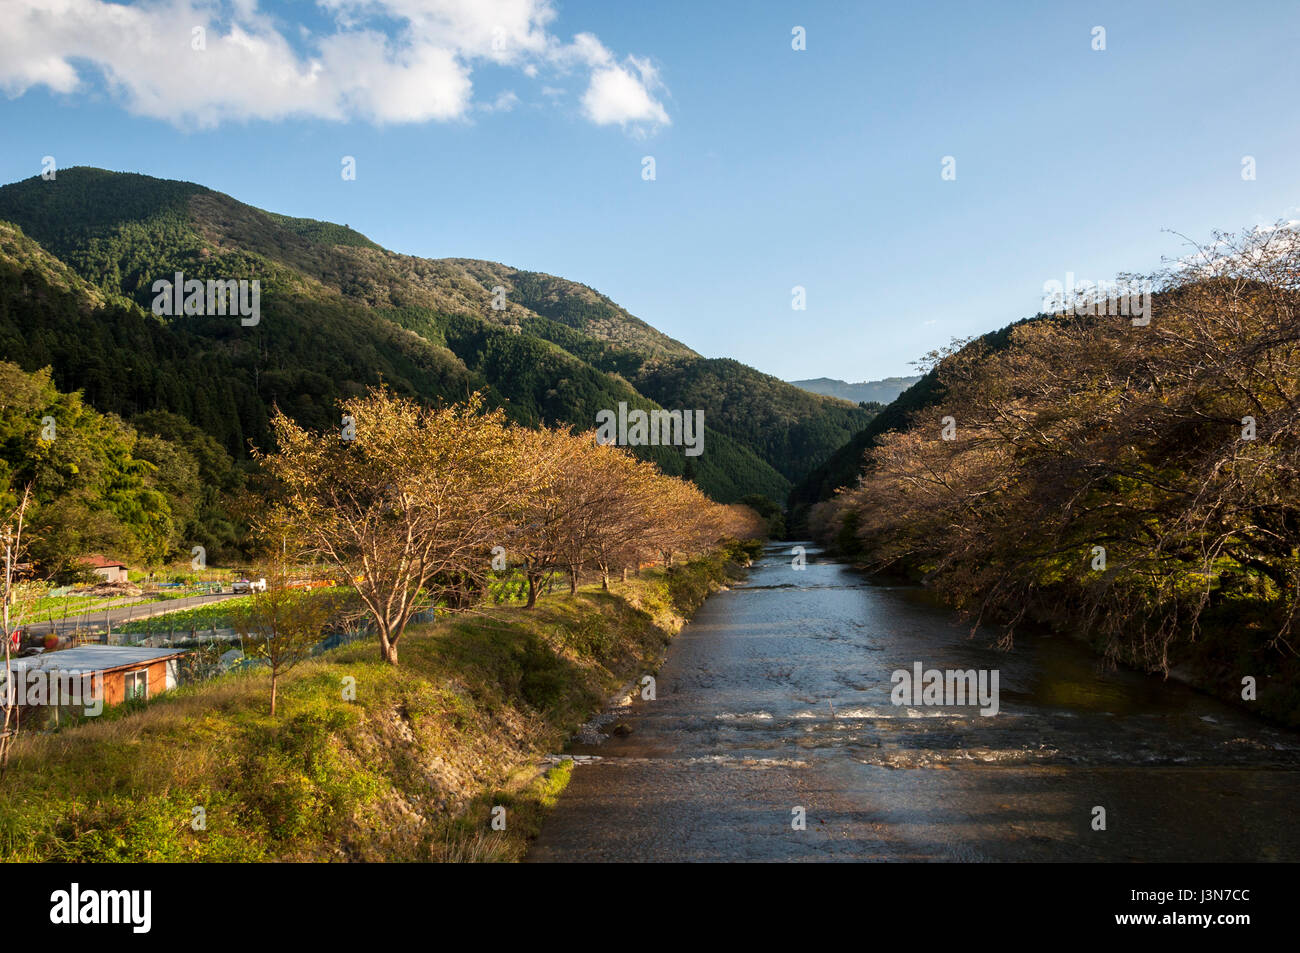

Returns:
124,668,149,701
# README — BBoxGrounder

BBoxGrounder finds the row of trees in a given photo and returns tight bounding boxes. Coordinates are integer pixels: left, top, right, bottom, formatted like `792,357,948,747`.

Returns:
260,388,764,665
813,225,1300,674
1,384,762,728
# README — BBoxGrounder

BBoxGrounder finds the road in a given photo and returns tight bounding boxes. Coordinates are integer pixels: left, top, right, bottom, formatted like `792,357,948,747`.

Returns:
22,591,243,637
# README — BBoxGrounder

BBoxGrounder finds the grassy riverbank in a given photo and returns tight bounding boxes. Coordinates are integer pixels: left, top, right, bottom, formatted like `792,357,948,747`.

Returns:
0,542,759,862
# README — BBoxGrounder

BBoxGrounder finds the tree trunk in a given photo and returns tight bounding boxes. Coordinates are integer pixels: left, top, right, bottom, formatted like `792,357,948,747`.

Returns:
0,704,17,774
270,669,279,717
568,568,577,595
621,566,628,583
601,570,610,590
525,572,539,609
379,631,399,665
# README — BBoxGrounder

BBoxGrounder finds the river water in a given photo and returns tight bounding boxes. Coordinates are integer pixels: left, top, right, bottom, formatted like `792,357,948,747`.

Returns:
529,543,1300,862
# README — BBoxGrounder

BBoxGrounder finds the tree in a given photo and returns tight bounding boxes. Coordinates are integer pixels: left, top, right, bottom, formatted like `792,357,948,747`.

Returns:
230,555,339,716
641,473,719,569
258,389,533,665
824,224,1300,673
506,428,590,608
580,448,660,590
1,485,42,774
0,361,186,573
718,502,769,542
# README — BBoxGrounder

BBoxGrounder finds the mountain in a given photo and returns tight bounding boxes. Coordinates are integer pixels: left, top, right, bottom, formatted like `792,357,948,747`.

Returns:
788,376,920,405
635,359,876,485
785,323,1033,531
0,168,875,506
786,372,943,531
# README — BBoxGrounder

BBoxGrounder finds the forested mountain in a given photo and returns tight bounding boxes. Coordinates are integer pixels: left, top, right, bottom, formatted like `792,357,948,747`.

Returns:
0,168,871,512
786,371,941,531
789,376,920,405
635,357,877,485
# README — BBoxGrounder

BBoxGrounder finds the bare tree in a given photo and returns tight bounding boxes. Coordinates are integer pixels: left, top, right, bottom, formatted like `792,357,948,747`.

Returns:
230,553,341,716
1,486,39,773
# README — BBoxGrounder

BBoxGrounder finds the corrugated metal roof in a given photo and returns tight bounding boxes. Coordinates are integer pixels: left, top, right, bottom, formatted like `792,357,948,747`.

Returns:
5,646,187,674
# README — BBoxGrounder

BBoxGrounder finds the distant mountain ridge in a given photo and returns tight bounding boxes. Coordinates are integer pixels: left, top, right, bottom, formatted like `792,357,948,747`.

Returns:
789,376,921,406
0,167,875,503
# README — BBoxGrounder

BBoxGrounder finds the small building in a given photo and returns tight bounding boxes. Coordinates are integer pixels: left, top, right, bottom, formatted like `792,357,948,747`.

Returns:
8,645,189,707
80,555,130,584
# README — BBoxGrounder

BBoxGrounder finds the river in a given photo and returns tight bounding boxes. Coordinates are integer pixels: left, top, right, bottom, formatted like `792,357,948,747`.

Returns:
528,543,1300,861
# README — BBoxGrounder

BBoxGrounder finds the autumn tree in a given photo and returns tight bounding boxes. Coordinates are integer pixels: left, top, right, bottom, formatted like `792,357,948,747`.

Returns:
258,389,533,665
718,503,769,543
506,428,597,607
824,224,1300,673
641,473,719,569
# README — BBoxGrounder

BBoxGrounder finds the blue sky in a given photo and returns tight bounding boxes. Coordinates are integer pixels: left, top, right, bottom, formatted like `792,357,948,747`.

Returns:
3,0,1299,382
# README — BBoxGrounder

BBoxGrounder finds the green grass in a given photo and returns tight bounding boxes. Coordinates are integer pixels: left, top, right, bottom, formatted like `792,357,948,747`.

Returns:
0,545,753,861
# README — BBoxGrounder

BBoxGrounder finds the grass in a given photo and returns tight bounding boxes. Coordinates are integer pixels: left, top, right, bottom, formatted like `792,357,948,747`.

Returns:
0,543,757,862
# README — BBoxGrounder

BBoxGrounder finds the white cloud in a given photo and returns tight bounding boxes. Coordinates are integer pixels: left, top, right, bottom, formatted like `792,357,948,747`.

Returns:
480,89,520,113
564,31,614,68
581,55,670,128
0,0,669,130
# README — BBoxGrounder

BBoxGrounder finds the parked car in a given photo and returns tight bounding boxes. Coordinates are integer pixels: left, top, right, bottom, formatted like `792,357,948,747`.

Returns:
232,577,266,594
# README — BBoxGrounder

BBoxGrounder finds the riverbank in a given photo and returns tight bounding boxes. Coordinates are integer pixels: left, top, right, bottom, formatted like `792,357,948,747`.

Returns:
0,541,759,862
